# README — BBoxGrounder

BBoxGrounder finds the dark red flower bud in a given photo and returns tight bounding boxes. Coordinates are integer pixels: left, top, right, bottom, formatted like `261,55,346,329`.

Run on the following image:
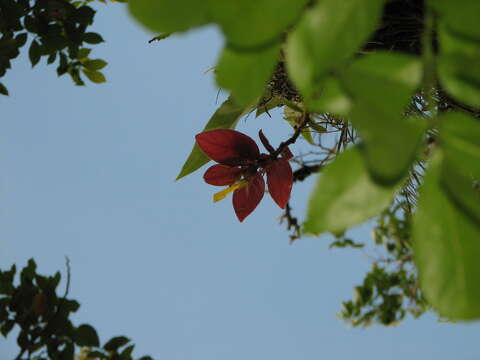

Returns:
196,130,260,165
233,173,265,222
266,158,293,209
204,164,242,186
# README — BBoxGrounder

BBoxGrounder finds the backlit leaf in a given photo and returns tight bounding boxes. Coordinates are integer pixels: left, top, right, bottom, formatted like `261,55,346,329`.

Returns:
413,155,480,320
129,0,209,34
286,0,386,98
304,147,399,235
216,43,280,107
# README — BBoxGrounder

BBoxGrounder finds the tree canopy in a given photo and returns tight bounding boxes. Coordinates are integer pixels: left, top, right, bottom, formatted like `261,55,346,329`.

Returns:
1,0,480,353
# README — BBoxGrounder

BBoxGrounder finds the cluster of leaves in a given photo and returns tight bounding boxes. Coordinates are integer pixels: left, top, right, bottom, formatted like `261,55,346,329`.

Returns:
131,0,480,324
337,201,429,327
0,259,154,360
0,0,124,95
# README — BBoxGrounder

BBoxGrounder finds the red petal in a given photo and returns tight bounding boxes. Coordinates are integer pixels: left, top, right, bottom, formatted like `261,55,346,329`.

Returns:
196,130,260,165
266,158,293,209
203,164,242,186
232,173,265,222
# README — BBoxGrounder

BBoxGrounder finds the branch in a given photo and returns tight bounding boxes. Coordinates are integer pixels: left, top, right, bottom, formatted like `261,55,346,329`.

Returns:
271,112,311,159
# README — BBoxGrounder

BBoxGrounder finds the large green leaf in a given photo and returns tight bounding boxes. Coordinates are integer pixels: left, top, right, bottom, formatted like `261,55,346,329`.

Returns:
304,147,399,235
437,25,480,108
216,43,280,107
285,0,386,98
431,0,480,41
129,0,209,34
176,97,247,180
440,112,480,223
413,155,480,320
340,52,424,184
209,0,309,49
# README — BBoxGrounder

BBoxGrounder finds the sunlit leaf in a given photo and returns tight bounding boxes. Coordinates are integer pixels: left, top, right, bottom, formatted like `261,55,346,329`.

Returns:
129,0,209,34
209,0,309,49
216,43,280,107
340,52,424,184
286,0,386,98
413,155,480,320
304,147,399,235
431,0,480,41
440,112,480,223
438,25,480,108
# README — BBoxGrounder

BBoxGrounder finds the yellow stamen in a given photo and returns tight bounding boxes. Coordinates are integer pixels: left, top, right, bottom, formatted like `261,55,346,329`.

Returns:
213,180,248,203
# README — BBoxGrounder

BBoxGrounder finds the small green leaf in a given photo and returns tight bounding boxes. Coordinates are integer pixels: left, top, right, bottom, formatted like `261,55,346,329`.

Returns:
176,96,248,180
83,32,104,44
104,336,130,351
15,32,27,47
286,0,386,98
340,52,424,184
47,52,57,64
76,324,100,347
120,344,135,359
216,43,280,107
83,59,107,70
209,0,309,49
83,70,106,83
77,48,92,59
0,82,8,96
255,96,285,117
413,154,480,320
29,40,41,67
129,0,209,34
304,147,399,235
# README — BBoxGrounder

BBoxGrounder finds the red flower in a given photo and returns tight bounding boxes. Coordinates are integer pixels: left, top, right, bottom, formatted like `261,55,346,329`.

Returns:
195,129,293,222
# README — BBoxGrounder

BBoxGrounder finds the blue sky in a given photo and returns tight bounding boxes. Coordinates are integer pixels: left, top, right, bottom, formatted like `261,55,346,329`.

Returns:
1,3,480,360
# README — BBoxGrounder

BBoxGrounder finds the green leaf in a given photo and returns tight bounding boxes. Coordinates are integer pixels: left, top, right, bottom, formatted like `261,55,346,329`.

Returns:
340,52,424,184
29,40,41,67
0,82,8,96
209,0,309,49
440,112,480,223
438,25,480,108
83,59,107,71
76,324,100,347
413,155,480,320
83,32,104,44
431,0,480,41
15,32,27,47
286,0,386,98
176,96,247,180
216,43,280,107
307,77,352,116
104,336,130,351
129,0,209,34
283,105,313,144
77,48,92,59
120,344,135,359
83,70,106,83
304,147,399,235
255,96,285,118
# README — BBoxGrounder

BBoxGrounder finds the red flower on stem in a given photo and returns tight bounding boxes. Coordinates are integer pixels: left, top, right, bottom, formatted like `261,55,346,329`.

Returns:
195,129,293,222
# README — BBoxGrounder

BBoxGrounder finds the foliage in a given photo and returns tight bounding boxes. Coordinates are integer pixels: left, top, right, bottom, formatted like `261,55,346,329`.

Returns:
0,0,124,95
129,0,480,325
0,259,154,360
2,0,480,328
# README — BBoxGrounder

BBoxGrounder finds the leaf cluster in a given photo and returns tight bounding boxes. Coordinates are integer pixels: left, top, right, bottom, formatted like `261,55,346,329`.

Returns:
0,259,154,360
0,0,119,95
